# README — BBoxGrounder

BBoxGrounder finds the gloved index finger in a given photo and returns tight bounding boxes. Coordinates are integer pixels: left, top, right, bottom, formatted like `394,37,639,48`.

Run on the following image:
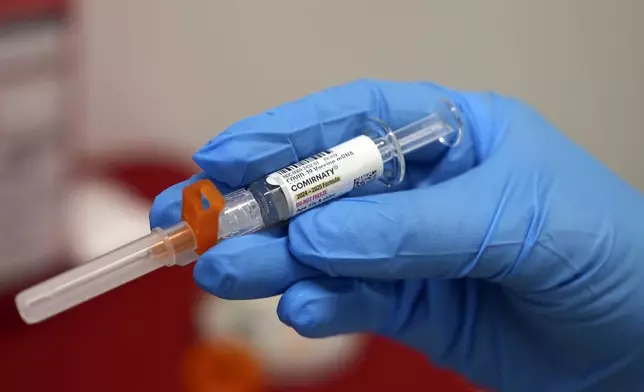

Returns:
192,79,456,189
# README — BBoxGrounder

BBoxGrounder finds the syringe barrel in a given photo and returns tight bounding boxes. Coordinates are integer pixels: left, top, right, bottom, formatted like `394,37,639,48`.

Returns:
368,98,463,185
239,98,464,228
15,222,196,324
392,99,462,155
217,188,265,241
14,97,464,324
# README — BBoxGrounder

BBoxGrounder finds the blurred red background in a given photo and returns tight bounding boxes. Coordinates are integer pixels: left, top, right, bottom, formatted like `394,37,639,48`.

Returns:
0,0,66,22
0,160,477,392
0,1,477,391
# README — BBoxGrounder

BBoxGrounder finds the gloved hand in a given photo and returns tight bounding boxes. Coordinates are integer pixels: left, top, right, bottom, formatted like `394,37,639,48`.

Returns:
150,79,644,391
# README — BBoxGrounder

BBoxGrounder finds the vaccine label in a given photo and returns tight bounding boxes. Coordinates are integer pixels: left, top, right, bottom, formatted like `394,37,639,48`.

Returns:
266,135,384,216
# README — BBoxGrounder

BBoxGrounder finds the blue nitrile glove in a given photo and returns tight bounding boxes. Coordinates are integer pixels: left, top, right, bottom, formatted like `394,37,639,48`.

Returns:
150,79,644,391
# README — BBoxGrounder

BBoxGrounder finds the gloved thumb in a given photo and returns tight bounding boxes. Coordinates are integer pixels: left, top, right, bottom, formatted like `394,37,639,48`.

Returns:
288,166,527,284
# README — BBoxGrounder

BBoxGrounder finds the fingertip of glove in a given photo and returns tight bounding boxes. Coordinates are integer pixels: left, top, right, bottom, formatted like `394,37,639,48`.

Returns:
276,283,334,338
192,137,244,187
288,196,402,275
193,133,299,187
277,279,398,339
148,202,171,231
149,179,192,230
287,203,354,276
193,252,237,299
193,232,323,300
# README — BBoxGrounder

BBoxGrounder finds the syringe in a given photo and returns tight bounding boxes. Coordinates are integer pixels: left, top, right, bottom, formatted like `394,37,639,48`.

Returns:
15,98,464,324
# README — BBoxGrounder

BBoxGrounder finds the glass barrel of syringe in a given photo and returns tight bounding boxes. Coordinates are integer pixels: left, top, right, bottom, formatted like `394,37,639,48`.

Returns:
226,98,464,239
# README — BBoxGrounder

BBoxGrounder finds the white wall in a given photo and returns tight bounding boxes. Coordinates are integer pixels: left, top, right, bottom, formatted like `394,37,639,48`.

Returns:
78,1,644,188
